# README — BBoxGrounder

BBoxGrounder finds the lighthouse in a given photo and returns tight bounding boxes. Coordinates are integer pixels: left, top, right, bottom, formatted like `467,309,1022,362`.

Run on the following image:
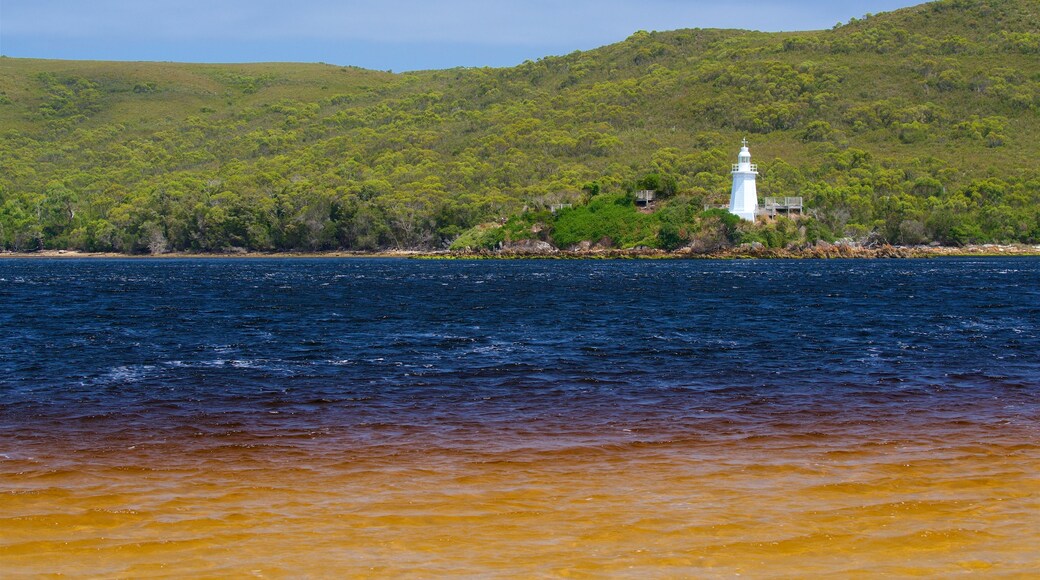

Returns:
728,138,758,221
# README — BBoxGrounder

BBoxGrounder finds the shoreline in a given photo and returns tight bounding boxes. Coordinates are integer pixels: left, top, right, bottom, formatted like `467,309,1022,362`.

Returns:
2,244,1040,260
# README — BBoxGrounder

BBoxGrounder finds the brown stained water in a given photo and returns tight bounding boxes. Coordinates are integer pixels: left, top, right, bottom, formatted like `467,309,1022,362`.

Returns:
4,416,1038,577
1,258,1039,577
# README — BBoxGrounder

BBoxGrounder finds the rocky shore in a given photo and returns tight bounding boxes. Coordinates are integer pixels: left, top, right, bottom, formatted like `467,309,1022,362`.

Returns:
3,243,1040,260
443,240,1040,259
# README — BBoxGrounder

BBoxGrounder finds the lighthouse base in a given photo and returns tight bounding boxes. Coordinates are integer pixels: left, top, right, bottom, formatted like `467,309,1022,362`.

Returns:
729,208,757,221
729,171,759,222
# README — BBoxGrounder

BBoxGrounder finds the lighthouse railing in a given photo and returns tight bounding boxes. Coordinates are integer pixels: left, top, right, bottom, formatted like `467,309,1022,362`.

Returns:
732,163,758,172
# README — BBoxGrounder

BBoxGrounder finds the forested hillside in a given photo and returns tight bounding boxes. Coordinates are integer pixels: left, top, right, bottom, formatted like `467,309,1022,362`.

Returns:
1,0,1038,253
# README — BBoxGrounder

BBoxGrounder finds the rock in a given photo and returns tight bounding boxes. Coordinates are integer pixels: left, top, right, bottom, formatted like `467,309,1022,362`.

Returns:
500,239,557,254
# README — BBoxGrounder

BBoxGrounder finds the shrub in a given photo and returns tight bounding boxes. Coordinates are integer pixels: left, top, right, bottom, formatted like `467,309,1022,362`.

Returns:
449,223,505,251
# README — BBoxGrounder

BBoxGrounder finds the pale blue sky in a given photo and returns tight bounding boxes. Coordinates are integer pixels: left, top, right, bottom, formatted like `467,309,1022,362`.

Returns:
1,0,919,71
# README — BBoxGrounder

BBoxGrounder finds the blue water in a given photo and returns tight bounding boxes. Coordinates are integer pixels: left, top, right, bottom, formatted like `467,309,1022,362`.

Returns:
2,258,1038,441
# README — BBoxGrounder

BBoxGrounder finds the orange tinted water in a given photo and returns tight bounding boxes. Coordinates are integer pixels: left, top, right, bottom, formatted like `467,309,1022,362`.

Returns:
3,415,1037,577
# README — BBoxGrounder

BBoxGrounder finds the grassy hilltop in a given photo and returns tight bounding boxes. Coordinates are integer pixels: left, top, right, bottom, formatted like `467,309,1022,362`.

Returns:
0,0,1038,253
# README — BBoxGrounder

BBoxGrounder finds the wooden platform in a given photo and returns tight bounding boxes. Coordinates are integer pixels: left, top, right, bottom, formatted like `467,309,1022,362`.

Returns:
761,197,803,216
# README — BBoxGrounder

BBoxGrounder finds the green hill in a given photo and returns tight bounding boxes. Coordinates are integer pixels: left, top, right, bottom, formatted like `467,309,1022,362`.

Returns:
1,0,1038,253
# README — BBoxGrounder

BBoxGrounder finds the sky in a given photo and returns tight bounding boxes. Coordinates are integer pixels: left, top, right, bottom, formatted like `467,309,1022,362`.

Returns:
1,0,920,71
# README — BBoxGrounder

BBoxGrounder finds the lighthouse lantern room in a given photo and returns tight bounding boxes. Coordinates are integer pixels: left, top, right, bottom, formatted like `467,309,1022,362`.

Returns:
728,138,758,221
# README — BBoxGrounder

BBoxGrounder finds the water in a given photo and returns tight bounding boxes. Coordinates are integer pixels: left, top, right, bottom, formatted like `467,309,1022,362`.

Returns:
1,258,1038,576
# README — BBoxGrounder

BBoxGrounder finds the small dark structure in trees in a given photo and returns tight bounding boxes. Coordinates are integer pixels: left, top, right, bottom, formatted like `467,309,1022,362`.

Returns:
635,190,656,207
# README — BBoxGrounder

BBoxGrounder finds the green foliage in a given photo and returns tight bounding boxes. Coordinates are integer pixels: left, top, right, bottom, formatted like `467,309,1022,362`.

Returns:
449,223,506,250
501,211,553,243
1,0,1039,253
551,194,656,249
35,73,104,119
764,217,799,248
1001,31,1040,54
204,70,276,94
637,173,678,196
582,181,601,196
801,120,834,142
953,116,1008,147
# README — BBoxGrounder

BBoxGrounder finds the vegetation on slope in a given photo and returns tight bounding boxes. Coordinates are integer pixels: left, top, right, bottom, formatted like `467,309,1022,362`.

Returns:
0,0,1038,253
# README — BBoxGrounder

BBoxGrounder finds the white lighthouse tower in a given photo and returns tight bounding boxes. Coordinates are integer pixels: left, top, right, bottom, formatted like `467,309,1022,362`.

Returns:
728,138,758,221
